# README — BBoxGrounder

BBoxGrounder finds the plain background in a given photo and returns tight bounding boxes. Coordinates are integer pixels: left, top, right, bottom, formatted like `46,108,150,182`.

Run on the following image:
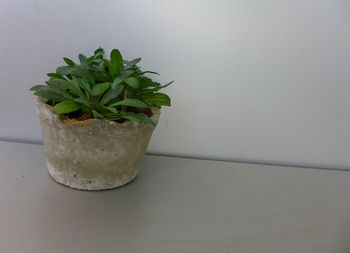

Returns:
0,0,349,169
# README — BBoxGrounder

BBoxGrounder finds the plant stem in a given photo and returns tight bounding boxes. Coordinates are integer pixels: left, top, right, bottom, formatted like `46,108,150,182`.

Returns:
121,89,129,112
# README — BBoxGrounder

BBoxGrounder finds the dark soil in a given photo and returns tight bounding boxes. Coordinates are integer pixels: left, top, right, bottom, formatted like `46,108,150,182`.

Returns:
64,107,153,122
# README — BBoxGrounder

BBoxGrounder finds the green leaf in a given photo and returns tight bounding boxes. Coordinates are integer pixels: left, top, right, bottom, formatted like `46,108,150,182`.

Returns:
109,98,147,108
124,76,139,88
100,85,124,105
110,49,123,67
49,79,85,99
54,100,82,114
91,82,111,96
106,107,118,113
57,66,95,85
103,59,116,78
137,76,155,89
72,76,91,93
92,110,106,119
94,49,104,61
56,66,73,76
47,73,65,79
125,66,140,72
91,69,110,82
111,70,135,89
119,111,155,126
63,57,75,66
78,54,87,64
142,93,171,107
139,85,169,95
74,67,95,85
34,88,65,102
147,81,173,93
74,98,91,107
46,81,75,100
94,48,104,58
86,56,95,65
124,58,141,68
65,79,86,99
30,85,46,91
101,111,121,121
109,49,123,77
139,71,159,75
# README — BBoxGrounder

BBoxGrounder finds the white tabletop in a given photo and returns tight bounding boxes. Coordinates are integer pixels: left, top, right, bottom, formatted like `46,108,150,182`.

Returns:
0,140,350,253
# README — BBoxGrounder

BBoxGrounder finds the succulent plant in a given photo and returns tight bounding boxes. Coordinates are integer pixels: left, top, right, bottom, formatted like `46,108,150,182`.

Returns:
30,48,172,125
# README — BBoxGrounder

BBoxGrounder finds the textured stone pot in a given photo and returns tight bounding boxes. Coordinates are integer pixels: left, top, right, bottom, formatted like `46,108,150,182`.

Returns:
35,98,160,190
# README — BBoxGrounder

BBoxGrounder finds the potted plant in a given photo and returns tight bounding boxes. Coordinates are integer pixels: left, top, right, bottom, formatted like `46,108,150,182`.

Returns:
30,48,172,190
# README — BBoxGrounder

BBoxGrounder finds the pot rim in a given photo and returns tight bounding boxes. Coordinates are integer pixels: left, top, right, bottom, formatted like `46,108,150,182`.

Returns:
35,97,161,129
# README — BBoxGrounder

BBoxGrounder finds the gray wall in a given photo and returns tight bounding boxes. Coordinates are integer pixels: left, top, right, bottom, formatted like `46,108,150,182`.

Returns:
1,0,350,169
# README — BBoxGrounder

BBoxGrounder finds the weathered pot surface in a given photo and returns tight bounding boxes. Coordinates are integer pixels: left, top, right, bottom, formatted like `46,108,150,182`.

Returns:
35,98,160,190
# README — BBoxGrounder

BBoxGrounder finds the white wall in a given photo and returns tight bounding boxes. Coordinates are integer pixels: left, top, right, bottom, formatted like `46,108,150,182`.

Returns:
1,0,350,169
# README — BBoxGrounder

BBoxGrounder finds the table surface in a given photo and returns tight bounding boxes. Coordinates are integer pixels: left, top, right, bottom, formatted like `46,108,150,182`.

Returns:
1,141,350,253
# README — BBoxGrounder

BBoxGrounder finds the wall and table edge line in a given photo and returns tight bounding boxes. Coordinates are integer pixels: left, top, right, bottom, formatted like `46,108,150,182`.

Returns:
1,138,349,172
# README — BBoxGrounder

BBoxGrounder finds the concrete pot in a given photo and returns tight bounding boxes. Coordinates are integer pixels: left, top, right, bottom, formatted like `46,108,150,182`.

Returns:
35,98,160,190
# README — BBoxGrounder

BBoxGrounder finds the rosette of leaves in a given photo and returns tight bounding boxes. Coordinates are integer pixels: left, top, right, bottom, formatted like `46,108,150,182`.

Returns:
30,48,172,126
